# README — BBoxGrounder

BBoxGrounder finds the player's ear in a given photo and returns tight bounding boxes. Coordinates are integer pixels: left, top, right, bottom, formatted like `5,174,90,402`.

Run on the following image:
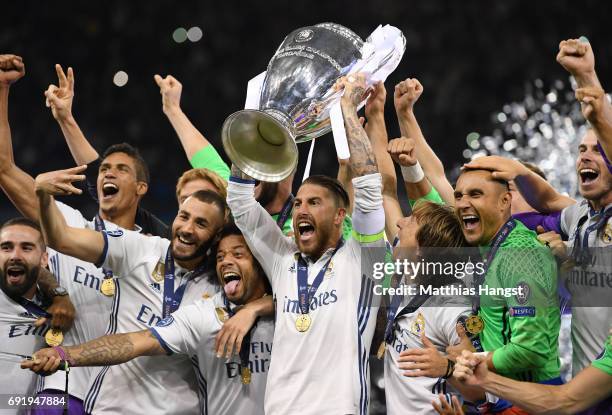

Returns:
136,181,148,197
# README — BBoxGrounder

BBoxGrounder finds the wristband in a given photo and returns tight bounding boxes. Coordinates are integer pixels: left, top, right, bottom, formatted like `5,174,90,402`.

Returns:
400,162,425,183
53,346,74,366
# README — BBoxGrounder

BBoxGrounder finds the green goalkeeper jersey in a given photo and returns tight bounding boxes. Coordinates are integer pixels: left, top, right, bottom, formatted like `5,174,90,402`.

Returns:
479,219,561,382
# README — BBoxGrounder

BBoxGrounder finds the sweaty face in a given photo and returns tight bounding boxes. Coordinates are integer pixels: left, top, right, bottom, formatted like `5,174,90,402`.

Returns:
293,184,344,258
177,178,220,205
576,131,612,203
0,225,48,299
171,197,225,268
215,234,264,304
454,170,511,246
97,152,147,217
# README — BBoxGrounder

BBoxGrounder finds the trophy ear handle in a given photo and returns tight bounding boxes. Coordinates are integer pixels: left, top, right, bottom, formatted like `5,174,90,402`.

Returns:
222,109,298,183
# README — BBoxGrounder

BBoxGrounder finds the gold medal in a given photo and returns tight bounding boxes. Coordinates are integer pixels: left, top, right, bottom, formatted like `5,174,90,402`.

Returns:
466,315,484,335
295,314,312,332
241,367,252,385
376,341,386,360
45,329,64,346
101,278,116,296
215,307,229,323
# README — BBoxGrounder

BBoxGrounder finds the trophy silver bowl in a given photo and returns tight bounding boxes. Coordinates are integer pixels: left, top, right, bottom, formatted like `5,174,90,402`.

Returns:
222,23,365,182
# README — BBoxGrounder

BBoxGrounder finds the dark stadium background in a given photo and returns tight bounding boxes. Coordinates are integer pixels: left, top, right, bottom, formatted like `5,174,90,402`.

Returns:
2,0,611,223
2,1,610,412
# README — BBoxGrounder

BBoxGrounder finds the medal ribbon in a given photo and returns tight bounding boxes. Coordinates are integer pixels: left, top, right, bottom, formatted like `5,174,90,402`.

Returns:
296,238,344,317
571,206,612,266
275,194,294,229
94,215,114,281
16,297,51,319
223,295,257,376
472,219,516,311
162,247,207,318
384,289,431,344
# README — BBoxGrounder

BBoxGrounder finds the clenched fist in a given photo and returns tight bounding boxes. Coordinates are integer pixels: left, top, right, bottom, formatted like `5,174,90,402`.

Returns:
556,37,595,82
0,54,25,86
394,78,423,114
387,137,418,166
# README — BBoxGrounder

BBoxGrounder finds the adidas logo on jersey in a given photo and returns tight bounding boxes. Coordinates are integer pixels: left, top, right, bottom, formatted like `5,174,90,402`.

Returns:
19,311,37,319
149,282,161,293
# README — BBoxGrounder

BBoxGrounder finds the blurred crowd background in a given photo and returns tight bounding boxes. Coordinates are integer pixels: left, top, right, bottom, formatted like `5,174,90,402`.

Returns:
2,0,611,223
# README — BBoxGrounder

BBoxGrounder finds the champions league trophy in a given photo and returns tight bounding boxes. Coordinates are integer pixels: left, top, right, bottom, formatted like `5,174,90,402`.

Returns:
222,22,406,181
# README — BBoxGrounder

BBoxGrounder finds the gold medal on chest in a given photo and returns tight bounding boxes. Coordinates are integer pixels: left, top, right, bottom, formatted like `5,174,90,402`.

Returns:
100,278,116,296
241,367,252,385
601,224,612,244
465,315,484,335
215,307,229,323
295,314,312,332
45,328,64,347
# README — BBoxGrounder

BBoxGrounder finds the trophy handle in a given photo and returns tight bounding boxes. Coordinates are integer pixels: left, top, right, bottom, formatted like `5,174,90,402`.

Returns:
221,109,298,182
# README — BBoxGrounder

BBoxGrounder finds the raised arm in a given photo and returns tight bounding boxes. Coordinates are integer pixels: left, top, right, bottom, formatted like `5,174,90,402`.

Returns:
227,164,293,283
22,329,165,375
154,74,230,178
45,65,99,165
394,78,454,205
463,156,575,212
557,38,612,161
35,166,105,263
362,81,403,240
338,74,377,177
0,54,40,220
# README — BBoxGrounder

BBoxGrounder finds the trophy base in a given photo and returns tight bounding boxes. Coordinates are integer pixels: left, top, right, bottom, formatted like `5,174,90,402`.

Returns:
222,109,298,182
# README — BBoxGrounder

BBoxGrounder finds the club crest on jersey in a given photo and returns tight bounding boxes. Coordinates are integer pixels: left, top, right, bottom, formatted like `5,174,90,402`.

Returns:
515,281,530,305
410,312,426,336
105,229,124,237
151,261,165,282
156,316,174,327
602,224,612,244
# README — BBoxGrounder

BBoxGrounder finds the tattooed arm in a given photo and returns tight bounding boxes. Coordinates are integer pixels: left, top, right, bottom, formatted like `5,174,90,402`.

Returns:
339,74,378,177
21,329,165,374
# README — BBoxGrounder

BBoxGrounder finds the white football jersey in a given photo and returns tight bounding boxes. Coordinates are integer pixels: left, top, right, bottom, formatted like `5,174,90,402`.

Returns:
82,228,219,415
228,174,386,415
384,291,471,415
560,200,612,374
42,202,115,400
0,290,49,415
151,292,273,415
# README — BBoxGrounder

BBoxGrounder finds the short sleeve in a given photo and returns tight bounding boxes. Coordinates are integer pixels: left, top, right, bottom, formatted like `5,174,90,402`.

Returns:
408,186,444,208
150,300,215,356
100,229,167,278
189,145,230,181
592,336,612,376
55,201,90,229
